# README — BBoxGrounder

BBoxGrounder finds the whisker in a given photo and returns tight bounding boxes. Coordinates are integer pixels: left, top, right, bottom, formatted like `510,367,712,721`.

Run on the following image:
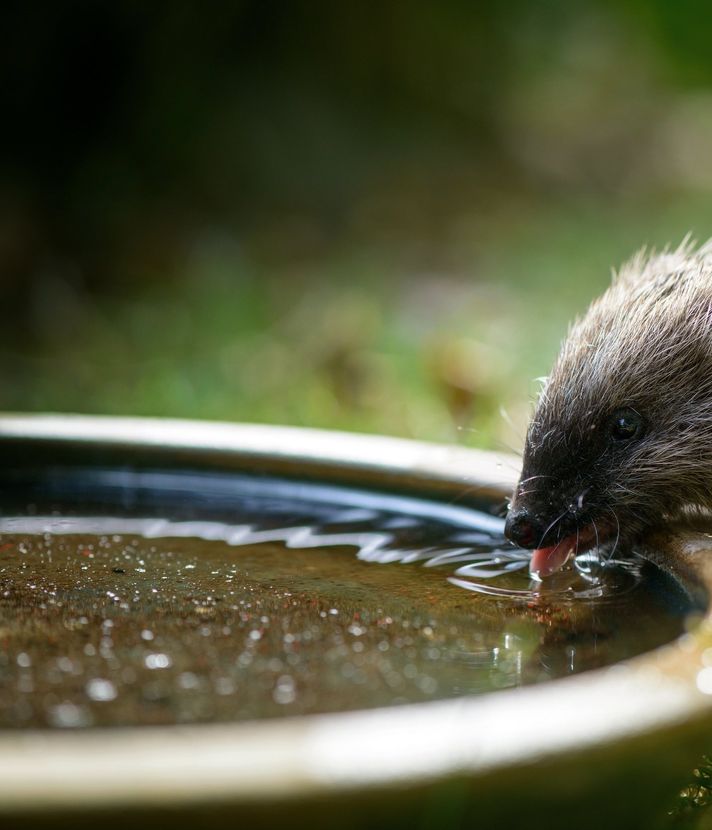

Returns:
538,508,569,549
575,519,580,556
605,506,621,563
518,474,553,486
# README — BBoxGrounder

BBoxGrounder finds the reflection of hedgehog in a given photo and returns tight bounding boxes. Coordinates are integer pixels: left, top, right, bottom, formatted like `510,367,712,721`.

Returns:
504,238,712,577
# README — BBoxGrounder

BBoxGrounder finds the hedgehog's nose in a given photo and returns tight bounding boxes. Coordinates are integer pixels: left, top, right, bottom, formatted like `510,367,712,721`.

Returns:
504,508,544,549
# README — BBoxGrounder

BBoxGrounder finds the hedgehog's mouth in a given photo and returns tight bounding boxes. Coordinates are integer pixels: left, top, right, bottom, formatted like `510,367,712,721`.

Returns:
529,522,612,579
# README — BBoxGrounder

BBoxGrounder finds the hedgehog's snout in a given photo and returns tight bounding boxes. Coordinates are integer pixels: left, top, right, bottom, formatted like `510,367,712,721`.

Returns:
506,482,590,550
504,507,548,550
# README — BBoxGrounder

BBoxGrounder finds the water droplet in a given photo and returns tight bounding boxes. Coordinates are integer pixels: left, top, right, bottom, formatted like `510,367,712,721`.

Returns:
48,702,92,728
273,675,296,705
86,678,118,702
144,653,172,670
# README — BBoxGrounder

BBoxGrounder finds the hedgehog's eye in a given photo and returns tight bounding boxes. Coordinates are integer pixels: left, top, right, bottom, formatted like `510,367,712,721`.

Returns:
609,408,645,442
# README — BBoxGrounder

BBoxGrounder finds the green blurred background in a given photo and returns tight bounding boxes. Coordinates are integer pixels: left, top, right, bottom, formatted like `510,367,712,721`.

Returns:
3,0,712,451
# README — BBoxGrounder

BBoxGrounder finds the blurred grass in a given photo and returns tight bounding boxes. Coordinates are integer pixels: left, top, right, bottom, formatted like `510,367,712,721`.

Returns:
5,188,712,452
6,1,712,457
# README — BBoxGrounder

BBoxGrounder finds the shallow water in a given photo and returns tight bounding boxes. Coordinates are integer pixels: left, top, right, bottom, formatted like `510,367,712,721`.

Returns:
0,469,695,728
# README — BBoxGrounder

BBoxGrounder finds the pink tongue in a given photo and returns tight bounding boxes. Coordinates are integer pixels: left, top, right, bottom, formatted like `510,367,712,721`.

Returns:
529,540,574,578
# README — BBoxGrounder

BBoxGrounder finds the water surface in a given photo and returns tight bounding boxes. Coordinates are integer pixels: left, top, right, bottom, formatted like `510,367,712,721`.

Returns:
0,469,694,728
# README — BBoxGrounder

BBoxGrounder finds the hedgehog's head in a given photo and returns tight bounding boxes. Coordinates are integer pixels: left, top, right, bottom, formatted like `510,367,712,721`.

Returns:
505,243,712,576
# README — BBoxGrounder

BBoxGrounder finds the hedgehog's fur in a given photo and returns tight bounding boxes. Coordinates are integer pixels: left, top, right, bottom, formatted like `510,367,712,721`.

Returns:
508,237,712,556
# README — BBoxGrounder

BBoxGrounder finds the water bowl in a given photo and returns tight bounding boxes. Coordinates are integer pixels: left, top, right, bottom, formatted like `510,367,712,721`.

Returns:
1,414,711,829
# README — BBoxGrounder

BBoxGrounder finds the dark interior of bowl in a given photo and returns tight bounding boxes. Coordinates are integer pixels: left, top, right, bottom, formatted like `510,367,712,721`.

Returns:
0,462,700,729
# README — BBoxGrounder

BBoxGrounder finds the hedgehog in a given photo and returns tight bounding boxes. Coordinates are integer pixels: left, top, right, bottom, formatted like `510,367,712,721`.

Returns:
504,238,712,577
